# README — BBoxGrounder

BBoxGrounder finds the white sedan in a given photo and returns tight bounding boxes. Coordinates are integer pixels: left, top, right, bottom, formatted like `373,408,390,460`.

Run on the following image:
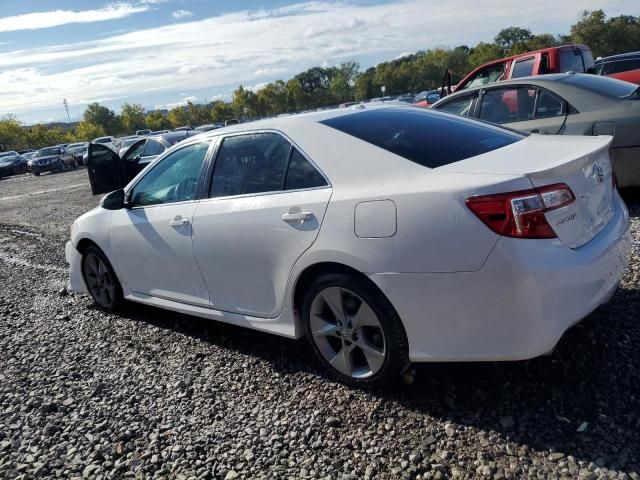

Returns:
67,106,630,386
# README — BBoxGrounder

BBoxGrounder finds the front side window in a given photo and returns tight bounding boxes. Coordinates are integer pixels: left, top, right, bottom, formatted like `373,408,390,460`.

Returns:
130,142,209,207
210,133,291,198
437,93,477,117
479,87,535,124
511,57,535,78
124,140,146,161
602,58,640,75
465,63,506,89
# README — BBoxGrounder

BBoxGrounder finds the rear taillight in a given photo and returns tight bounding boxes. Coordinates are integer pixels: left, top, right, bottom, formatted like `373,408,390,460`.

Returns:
466,183,575,238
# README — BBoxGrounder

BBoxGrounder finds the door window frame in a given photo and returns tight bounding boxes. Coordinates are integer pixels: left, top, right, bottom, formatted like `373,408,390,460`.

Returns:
476,84,574,123
124,139,216,210
202,129,331,202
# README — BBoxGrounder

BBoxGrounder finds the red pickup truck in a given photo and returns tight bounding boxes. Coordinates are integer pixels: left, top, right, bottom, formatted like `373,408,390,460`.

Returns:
452,45,595,93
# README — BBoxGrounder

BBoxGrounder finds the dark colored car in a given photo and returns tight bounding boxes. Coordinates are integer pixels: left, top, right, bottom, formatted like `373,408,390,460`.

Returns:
0,151,28,177
595,51,640,85
30,146,78,176
87,131,196,194
66,142,88,166
414,90,441,107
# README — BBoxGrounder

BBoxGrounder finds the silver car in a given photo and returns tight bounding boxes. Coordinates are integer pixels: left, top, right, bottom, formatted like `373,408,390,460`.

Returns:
431,73,640,187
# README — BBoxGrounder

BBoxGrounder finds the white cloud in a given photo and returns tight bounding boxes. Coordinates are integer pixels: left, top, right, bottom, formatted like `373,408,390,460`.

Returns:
0,0,636,119
172,9,194,19
159,95,197,110
0,3,149,33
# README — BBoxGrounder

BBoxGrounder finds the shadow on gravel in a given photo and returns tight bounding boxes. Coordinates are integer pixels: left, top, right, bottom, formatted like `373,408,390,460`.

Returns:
107,283,640,474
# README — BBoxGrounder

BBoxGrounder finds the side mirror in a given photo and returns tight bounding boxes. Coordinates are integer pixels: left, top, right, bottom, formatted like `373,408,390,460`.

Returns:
133,154,142,163
100,189,125,210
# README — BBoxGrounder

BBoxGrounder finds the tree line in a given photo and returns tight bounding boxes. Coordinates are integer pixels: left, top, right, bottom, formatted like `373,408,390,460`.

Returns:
1,9,638,150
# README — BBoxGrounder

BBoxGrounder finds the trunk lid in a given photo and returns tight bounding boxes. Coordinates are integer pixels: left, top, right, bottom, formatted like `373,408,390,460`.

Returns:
441,134,615,248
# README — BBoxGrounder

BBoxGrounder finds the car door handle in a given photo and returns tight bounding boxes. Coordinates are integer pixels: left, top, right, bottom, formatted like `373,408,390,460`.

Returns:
281,211,314,222
169,217,189,227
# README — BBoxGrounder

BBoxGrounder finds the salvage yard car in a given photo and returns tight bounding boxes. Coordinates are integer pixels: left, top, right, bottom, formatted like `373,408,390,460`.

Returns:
30,145,79,176
67,106,630,386
0,151,28,177
431,73,640,188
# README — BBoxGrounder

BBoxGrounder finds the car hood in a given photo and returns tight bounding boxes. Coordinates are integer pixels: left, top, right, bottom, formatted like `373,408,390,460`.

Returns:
33,155,59,161
0,159,17,166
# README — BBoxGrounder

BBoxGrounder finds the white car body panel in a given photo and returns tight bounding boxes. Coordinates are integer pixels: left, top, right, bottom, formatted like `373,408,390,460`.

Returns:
192,187,332,318
66,106,631,362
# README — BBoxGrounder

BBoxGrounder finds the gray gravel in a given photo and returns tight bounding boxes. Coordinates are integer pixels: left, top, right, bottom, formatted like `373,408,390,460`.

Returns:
0,169,639,479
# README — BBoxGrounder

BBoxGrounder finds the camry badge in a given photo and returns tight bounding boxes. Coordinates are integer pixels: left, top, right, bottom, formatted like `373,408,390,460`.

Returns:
590,163,604,184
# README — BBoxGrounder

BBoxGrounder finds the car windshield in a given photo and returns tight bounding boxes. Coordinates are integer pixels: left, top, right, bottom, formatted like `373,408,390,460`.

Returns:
321,107,524,168
35,147,60,157
67,143,85,149
95,137,111,143
121,138,139,147
560,73,639,98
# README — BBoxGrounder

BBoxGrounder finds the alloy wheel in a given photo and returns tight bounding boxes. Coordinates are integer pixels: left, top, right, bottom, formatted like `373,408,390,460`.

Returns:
309,287,387,378
83,253,116,308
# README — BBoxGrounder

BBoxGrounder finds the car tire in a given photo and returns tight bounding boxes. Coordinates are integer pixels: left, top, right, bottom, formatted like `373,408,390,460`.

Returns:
32,169,40,176
81,245,124,312
302,273,409,387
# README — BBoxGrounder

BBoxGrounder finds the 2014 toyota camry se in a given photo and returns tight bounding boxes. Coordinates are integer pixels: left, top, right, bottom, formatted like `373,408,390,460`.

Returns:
66,106,630,386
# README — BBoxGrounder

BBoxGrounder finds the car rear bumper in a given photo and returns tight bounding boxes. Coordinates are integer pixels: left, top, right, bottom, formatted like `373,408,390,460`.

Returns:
369,191,631,362
65,241,88,294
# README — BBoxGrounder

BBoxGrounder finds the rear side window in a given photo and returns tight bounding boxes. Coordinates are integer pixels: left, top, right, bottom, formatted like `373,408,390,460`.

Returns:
210,133,291,197
437,93,477,116
285,149,327,190
320,108,524,169
511,57,535,78
601,58,640,75
535,89,565,118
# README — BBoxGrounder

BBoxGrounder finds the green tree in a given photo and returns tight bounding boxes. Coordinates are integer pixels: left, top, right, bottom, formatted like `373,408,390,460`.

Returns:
354,69,375,101
211,101,235,123
83,103,119,135
145,111,172,131
495,27,534,53
167,107,191,128
468,42,504,68
570,10,640,57
256,80,289,115
74,121,106,142
120,103,146,133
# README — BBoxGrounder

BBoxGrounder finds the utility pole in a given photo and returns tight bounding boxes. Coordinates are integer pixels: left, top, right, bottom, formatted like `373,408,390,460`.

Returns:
62,99,71,123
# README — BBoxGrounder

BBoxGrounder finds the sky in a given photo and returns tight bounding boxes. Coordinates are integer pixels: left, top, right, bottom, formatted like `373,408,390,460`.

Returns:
0,0,638,124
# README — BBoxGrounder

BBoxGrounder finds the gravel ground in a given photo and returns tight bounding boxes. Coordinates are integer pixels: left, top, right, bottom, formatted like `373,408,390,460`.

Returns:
0,169,639,480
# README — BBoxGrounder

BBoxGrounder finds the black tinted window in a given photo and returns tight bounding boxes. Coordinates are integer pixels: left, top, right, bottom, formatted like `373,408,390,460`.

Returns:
535,89,565,118
285,149,327,190
511,57,535,78
210,133,291,197
321,109,523,168
559,49,585,73
601,58,640,75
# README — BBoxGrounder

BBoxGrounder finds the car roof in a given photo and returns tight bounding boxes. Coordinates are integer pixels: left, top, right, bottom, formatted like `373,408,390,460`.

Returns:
596,51,640,62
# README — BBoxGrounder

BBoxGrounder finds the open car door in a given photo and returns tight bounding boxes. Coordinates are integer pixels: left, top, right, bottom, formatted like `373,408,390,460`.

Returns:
86,143,126,195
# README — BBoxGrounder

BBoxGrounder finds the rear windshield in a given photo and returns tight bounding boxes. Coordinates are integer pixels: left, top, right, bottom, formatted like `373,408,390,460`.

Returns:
320,108,524,168
559,73,638,98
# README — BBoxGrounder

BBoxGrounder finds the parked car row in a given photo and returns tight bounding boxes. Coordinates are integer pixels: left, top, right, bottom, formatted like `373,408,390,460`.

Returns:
0,143,89,178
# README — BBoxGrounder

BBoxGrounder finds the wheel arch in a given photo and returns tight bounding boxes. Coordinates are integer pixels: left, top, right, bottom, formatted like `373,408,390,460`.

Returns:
291,261,403,330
